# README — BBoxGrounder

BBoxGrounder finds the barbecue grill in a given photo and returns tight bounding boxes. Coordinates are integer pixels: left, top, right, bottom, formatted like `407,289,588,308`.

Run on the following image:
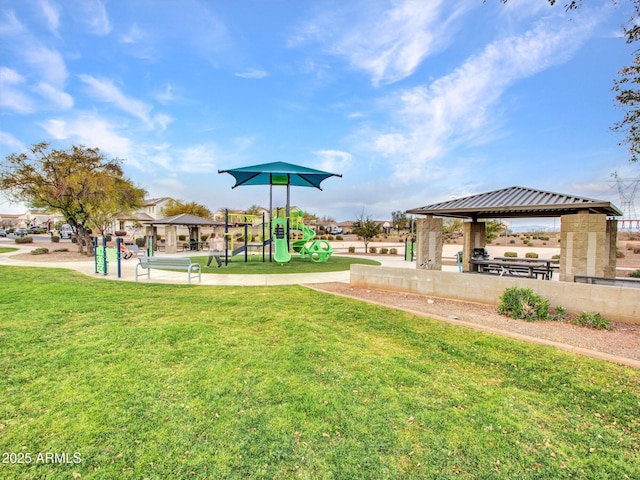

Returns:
472,248,490,260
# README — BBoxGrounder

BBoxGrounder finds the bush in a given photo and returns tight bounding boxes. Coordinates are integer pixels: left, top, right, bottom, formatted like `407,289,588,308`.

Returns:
348,246,356,253
15,236,34,244
178,235,186,241
369,247,377,254
390,248,398,255
53,248,69,253
336,235,343,241
629,269,640,278
328,235,334,241
135,237,146,248
525,252,539,259
552,254,560,260
616,249,626,259
503,251,518,258
51,235,60,243
497,287,550,321
30,247,49,255
572,312,610,330
509,239,515,244
380,247,389,254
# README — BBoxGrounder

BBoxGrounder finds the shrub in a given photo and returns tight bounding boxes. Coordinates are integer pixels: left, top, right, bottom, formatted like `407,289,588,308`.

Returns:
369,247,377,254
509,239,515,244
616,249,625,259
53,248,69,253
178,235,186,241
634,247,640,254
15,236,34,244
51,235,60,243
497,287,550,321
552,254,560,260
30,247,49,255
629,269,640,278
390,248,398,255
572,312,610,330
328,235,334,241
525,252,539,259
380,247,389,254
348,246,356,253
135,237,146,248
336,235,343,241
503,251,518,258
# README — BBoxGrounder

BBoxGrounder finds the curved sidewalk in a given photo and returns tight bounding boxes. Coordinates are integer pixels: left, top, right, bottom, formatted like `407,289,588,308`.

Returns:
0,246,420,286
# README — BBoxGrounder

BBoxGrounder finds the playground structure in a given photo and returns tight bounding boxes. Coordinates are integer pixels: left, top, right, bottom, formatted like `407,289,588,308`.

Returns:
220,209,333,265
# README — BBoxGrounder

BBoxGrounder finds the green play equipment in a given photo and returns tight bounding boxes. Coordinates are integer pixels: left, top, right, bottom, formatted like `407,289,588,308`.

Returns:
271,217,292,264
290,211,333,263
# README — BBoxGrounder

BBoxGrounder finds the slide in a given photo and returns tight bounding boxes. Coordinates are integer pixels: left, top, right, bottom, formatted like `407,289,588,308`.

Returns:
292,222,315,253
271,217,291,264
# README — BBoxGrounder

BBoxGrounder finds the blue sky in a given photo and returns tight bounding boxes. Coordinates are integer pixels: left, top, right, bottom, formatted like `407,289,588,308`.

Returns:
1,0,639,224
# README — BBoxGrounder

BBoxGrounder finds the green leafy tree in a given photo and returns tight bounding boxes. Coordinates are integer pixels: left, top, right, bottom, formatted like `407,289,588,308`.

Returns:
164,199,212,218
0,142,146,254
483,219,505,243
391,210,408,232
443,218,463,235
351,212,382,253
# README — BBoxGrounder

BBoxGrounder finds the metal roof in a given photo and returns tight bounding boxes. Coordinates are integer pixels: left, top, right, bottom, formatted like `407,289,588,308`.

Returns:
406,186,623,219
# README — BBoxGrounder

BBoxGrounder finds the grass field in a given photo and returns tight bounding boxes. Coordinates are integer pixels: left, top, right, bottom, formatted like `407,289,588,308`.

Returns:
189,254,380,274
0,266,638,479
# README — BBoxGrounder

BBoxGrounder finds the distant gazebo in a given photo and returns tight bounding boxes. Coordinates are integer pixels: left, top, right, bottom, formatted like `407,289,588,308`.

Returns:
144,214,223,253
406,186,623,282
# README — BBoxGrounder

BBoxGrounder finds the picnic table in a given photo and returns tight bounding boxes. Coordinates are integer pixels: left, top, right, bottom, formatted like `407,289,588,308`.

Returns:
471,257,559,280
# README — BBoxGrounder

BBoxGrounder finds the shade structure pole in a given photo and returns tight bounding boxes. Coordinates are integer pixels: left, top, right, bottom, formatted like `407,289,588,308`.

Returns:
269,183,273,262
286,183,291,252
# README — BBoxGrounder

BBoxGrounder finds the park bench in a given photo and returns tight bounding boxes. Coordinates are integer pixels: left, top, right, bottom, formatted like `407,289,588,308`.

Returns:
135,257,201,284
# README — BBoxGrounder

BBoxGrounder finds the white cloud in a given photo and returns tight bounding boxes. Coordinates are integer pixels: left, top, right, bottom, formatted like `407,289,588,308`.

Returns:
0,131,27,152
79,0,111,35
313,150,352,174
78,75,156,128
34,82,74,109
40,113,139,167
177,145,218,173
38,0,61,35
0,67,35,113
234,69,269,79
291,0,470,86
366,16,596,180
23,46,67,87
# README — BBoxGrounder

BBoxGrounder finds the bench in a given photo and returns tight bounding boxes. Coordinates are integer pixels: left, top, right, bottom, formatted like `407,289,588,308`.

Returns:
135,257,201,284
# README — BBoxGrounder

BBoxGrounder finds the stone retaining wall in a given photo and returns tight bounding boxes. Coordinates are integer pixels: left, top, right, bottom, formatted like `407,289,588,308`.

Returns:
351,265,639,324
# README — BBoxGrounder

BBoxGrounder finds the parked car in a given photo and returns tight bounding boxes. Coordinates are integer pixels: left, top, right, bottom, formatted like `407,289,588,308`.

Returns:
59,224,74,239
0,228,6,237
331,227,343,235
14,228,28,237
27,226,46,234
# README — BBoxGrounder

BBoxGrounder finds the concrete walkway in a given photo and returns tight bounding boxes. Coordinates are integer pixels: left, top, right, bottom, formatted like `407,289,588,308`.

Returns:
0,242,428,286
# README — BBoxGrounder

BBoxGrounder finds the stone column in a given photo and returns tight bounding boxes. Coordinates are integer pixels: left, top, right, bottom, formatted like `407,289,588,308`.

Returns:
415,216,443,270
462,220,486,272
165,225,177,254
559,211,617,282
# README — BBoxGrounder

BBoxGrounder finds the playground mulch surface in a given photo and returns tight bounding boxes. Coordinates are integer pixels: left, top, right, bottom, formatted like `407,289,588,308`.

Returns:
308,282,640,365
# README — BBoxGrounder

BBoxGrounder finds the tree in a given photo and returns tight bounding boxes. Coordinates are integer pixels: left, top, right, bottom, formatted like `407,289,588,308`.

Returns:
351,212,382,253
164,199,212,218
483,219,505,243
391,210,408,232
0,142,146,254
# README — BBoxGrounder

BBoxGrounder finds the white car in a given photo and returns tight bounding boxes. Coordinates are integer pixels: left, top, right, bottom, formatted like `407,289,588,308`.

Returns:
59,224,74,239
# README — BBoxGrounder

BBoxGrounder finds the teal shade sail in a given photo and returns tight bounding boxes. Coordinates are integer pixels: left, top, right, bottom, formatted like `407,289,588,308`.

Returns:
218,161,341,190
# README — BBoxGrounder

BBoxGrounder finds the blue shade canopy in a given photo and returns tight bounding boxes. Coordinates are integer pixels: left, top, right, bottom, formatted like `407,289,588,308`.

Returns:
218,161,341,190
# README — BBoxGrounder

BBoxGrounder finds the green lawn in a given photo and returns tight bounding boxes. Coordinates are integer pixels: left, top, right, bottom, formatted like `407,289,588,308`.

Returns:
0,247,18,254
0,266,638,479
189,254,380,274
